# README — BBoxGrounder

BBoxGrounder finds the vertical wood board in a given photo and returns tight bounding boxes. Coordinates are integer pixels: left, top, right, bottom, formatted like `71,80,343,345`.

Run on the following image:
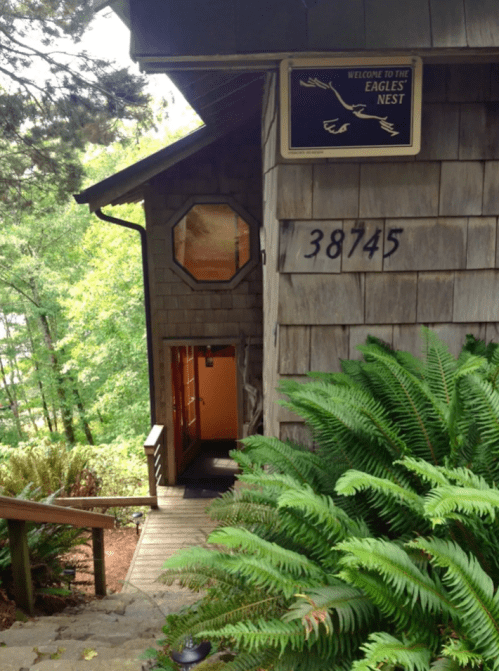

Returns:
446,64,491,102
417,272,455,322
382,218,467,272
312,164,360,220
236,0,307,52
453,270,499,322
416,103,459,161
279,221,343,274
464,0,499,47
310,326,349,372
365,273,417,324
439,162,484,216
429,0,467,47
307,0,365,49
359,163,440,218
278,274,365,325
467,217,497,269
349,325,394,360
459,104,499,160
280,423,314,450
429,323,486,357
483,163,499,215
341,220,384,272
365,0,431,48
393,325,425,358
276,165,313,219
279,326,311,374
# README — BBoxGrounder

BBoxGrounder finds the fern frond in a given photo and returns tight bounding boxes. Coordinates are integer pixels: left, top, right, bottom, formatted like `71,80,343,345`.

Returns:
398,457,450,488
283,584,375,636
207,527,326,581
409,537,499,665
352,632,432,671
198,618,308,655
336,469,424,515
423,327,457,406
440,638,484,669
424,484,499,525
337,537,455,615
459,375,499,458
221,650,279,671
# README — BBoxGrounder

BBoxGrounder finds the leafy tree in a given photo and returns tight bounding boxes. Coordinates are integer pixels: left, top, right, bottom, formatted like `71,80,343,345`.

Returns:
0,0,154,211
156,330,499,671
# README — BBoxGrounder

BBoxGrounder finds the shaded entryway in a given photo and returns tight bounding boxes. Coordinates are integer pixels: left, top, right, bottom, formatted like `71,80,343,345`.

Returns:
177,439,238,498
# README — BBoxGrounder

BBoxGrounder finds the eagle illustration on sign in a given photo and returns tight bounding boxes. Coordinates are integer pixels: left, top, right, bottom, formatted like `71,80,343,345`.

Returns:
300,77,399,137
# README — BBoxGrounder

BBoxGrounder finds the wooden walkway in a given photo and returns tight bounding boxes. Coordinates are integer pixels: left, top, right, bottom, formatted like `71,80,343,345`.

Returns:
122,485,218,596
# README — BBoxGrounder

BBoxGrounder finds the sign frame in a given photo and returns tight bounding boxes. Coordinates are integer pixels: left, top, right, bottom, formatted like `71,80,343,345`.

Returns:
280,56,422,159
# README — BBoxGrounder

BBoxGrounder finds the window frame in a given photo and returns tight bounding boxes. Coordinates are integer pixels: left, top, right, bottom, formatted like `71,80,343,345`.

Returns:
166,196,260,291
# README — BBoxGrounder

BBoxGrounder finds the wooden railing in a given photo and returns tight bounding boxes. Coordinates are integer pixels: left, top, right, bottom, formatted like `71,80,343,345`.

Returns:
143,425,166,499
0,495,114,616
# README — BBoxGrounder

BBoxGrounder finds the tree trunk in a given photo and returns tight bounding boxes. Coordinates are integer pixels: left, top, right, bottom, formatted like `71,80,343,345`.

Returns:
0,355,24,440
25,317,53,434
73,384,94,445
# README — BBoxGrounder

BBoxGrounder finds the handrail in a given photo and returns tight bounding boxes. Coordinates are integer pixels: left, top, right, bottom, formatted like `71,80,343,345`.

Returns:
0,496,114,616
144,424,166,502
54,496,157,510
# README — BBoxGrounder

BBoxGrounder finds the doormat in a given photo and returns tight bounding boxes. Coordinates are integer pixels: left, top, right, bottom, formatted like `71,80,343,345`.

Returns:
182,477,235,499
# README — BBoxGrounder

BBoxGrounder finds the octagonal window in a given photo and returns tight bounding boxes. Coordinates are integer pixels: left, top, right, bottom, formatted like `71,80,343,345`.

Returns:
173,203,252,282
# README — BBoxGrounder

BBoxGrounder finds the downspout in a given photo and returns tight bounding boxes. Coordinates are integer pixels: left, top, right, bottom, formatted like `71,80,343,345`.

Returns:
94,208,156,426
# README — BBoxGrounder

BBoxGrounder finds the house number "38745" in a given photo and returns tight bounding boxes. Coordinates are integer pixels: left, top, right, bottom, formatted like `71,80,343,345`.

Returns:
304,227,404,260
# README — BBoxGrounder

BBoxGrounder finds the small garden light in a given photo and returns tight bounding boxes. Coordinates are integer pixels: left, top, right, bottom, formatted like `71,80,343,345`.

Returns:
62,567,76,590
171,635,211,671
132,511,143,535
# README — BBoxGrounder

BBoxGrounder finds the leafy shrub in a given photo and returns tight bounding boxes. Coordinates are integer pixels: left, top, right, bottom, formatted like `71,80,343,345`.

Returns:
157,330,499,671
0,440,99,499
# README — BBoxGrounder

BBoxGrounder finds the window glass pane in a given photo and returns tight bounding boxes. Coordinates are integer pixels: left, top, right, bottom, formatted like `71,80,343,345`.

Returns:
173,204,251,281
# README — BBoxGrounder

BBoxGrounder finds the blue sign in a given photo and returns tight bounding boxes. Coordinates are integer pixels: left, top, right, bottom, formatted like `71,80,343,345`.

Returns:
280,58,422,158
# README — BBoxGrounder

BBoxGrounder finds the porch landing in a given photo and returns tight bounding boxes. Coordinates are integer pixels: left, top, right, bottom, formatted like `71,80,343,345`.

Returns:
122,485,217,597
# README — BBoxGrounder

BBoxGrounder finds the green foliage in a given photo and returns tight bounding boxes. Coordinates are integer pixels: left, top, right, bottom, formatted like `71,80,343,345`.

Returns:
157,330,499,671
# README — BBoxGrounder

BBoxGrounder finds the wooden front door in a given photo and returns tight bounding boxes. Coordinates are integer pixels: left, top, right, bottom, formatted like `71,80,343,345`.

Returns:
171,345,201,474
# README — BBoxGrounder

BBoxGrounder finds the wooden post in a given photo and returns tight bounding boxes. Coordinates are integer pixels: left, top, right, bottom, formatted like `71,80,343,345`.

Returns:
91,527,106,596
160,429,168,487
144,447,158,504
7,519,34,616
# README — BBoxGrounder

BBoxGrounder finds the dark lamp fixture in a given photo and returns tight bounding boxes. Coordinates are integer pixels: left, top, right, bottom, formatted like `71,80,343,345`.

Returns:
63,567,76,589
171,636,211,670
132,511,143,535
205,346,214,368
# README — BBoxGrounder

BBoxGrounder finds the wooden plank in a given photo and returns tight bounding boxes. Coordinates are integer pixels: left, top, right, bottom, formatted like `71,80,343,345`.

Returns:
365,273,417,324
417,272,455,322
359,164,440,218
310,326,349,373
92,528,106,597
467,217,497,269
422,65,448,103
279,274,364,325
54,496,157,509
429,0,467,46
276,165,313,219
365,0,431,48
279,220,342,274
416,104,459,161
464,0,499,47
429,323,486,357
144,424,165,448
7,520,34,616
483,163,499,215
439,162,484,216
130,0,171,57
280,423,314,450
454,270,499,322
342,220,384,273
393,325,424,358
447,64,491,102
0,495,114,529
236,0,307,52
485,323,499,343
459,104,499,160
277,375,309,422
312,165,360,219
349,326,394,360
307,0,365,49
383,218,467,272
279,326,310,374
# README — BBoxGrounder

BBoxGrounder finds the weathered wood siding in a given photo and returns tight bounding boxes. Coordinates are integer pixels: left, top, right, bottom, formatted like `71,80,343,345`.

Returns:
262,64,499,440
131,0,499,61
144,125,263,428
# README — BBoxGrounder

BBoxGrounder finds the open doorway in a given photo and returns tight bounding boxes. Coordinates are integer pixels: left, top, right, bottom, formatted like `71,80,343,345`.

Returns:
165,339,242,489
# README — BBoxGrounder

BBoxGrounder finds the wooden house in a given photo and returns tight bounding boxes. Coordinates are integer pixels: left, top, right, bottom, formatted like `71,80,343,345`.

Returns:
77,0,499,483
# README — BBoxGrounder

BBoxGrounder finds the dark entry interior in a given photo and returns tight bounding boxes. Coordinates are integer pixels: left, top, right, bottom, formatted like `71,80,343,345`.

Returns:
171,344,239,491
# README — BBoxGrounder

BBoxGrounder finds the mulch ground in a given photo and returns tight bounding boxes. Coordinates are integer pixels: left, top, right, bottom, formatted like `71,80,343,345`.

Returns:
0,527,139,630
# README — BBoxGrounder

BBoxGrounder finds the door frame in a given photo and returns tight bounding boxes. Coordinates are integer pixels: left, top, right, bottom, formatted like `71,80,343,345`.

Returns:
163,337,244,485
